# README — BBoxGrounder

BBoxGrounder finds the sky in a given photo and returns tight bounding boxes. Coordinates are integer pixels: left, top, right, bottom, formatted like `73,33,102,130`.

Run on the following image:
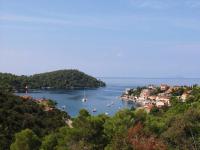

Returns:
0,0,200,78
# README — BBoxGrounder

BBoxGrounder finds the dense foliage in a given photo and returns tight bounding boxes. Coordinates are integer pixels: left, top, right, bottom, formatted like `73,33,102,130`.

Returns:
1,86,200,150
10,129,41,150
0,92,69,150
0,69,106,92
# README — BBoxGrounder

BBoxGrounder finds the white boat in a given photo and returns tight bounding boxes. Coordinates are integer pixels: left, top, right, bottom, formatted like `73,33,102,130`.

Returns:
82,89,87,102
82,97,87,102
105,112,109,115
92,108,97,112
62,105,66,109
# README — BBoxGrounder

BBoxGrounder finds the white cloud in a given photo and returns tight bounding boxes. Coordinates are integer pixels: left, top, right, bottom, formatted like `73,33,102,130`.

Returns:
185,0,200,8
0,14,72,25
129,0,200,9
116,52,123,57
0,13,126,30
129,0,170,9
1,10,200,32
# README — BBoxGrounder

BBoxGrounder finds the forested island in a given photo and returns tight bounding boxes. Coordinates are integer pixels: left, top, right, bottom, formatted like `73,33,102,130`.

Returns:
1,85,200,150
0,69,106,92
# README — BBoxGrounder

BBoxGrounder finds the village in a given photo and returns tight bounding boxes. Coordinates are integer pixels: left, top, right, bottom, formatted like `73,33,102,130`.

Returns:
121,84,192,113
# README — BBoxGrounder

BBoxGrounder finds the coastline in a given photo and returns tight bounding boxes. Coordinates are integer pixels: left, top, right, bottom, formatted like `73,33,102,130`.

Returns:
120,84,194,113
120,96,144,106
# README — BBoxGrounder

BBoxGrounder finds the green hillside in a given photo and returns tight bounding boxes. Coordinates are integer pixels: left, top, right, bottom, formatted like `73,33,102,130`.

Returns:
0,86,200,149
0,69,106,92
0,92,69,150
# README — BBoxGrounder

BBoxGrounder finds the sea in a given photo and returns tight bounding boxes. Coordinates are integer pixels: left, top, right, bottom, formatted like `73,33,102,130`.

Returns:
17,78,200,117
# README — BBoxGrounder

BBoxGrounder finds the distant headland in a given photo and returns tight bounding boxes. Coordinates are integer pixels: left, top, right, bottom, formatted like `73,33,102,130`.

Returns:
0,69,106,92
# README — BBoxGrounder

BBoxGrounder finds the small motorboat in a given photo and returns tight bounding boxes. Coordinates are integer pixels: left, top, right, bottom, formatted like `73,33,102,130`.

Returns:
105,112,109,115
62,105,66,109
92,108,97,112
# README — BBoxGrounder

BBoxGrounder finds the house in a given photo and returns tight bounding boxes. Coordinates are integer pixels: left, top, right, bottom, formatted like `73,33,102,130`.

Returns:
140,89,152,100
124,88,131,95
181,93,189,102
156,96,171,106
156,101,165,108
148,85,156,90
148,95,157,101
165,87,173,94
158,92,171,98
158,93,166,96
160,84,169,91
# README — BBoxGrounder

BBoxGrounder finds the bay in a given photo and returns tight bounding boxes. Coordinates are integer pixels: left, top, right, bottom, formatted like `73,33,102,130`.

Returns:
17,78,200,117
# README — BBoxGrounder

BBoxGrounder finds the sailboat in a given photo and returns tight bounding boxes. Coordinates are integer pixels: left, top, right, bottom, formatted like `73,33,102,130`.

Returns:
82,89,87,102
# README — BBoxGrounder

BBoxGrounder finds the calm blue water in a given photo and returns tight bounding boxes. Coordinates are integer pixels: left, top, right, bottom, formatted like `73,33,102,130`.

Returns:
17,78,200,117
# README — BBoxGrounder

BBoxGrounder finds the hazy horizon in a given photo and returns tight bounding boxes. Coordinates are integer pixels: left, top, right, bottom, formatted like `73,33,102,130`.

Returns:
1,0,200,78
1,69,200,79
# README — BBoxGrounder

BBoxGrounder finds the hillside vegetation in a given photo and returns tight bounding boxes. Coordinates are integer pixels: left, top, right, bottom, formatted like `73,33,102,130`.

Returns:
1,86,200,150
0,69,106,92
0,92,69,150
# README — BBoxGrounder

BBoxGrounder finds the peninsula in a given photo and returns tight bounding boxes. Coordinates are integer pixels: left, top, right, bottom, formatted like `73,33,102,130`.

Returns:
121,84,194,112
0,69,106,92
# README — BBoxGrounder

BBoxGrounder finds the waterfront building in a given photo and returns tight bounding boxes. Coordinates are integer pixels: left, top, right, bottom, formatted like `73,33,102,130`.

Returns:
160,84,169,91
140,89,152,100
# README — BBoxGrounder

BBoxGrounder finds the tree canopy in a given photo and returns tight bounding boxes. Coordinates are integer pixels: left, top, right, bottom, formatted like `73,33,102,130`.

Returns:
10,129,41,150
0,69,106,92
0,92,69,150
1,86,200,150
